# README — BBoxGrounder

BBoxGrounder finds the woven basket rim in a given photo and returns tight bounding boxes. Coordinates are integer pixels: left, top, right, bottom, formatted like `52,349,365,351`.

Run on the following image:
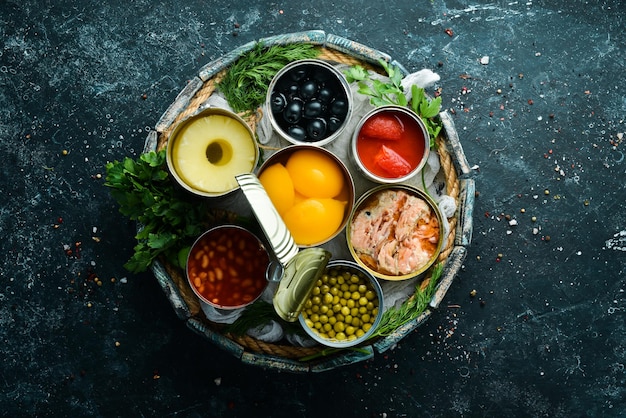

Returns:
147,39,467,367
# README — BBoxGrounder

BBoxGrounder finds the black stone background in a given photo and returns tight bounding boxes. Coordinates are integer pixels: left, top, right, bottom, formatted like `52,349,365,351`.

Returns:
1,0,625,417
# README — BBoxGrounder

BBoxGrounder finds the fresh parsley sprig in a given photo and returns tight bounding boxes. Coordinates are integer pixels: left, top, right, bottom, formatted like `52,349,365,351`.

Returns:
105,150,209,273
344,60,443,148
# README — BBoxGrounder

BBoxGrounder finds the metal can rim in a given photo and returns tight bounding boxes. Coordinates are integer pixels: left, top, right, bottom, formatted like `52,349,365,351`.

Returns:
346,184,444,281
265,59,353,147
350,105,430,184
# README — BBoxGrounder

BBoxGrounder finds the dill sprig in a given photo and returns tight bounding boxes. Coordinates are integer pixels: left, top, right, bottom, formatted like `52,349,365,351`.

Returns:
217,42,319,113
223,300,286,336
370,263,444,338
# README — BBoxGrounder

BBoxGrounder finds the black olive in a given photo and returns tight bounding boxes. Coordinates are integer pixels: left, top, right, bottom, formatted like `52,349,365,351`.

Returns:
330,98,348,117
299,80,318,101
311,68,332,84
281,82,299,99
283,100,302,124
303,100,324,118
289,67,308,82
287,125,306,142
270,92,287,113
317,87,333,103
306,118,327,141
328,116,342,133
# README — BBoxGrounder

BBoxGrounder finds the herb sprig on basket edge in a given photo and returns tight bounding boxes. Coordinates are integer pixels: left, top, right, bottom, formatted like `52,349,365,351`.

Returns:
217,42,320,114
369,263,444,339
344,59,443,149
104,149,212,273
223,300,302,337
105,43,320,274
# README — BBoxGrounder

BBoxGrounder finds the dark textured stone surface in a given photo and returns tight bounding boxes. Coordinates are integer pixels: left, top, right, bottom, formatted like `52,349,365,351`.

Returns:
1,0,625,416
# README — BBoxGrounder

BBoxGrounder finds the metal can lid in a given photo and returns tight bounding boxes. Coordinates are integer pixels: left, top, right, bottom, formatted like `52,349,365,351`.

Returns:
236,173,332,321
272,247,331,322
236,173,299,266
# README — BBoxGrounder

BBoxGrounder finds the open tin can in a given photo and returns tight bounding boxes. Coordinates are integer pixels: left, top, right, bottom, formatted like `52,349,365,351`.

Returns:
266,59,353,146
236,173,331,322
351,105,430,184
346,184,444,281
166,107,259,198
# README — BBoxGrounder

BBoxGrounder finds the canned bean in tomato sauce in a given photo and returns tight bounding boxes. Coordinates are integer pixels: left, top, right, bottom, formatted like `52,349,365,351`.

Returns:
186,225,270,310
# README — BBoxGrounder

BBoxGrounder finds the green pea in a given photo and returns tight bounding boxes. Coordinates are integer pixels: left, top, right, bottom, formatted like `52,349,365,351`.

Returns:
302,265,380,344
323,293,333,304
334,322,345,333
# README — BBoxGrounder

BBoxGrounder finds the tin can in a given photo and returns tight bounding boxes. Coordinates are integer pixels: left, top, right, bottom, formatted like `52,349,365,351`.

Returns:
351,105,430,184
346,184,444,281
166,107,259,198
266,59,353,147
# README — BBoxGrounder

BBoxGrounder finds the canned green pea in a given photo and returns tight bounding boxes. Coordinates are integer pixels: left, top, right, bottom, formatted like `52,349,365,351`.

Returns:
299,260,384,348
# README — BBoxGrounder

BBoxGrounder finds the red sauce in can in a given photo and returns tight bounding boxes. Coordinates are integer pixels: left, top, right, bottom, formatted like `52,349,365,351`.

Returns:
356,109,426,179
187,227,269,308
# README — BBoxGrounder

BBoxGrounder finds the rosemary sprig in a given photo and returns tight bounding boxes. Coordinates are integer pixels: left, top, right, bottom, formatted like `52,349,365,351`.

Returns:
369,263,444,338
344,59,443,148
217,42,319,113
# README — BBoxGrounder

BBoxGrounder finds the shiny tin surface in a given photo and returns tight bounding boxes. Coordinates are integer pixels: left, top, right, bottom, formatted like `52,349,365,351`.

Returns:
236,173,332,322
351,105,430,184
346,184,444,281
266,59,353,147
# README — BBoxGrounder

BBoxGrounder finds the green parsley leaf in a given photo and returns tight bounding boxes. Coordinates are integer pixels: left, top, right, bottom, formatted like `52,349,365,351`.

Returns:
105,149,212,273
344,60,443,148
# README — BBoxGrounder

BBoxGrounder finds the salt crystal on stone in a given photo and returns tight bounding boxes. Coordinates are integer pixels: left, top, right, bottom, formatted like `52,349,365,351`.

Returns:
480,56,490,65
509,219,518,226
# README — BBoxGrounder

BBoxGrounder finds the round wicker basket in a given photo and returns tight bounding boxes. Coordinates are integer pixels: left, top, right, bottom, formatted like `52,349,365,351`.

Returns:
143,31,474,373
